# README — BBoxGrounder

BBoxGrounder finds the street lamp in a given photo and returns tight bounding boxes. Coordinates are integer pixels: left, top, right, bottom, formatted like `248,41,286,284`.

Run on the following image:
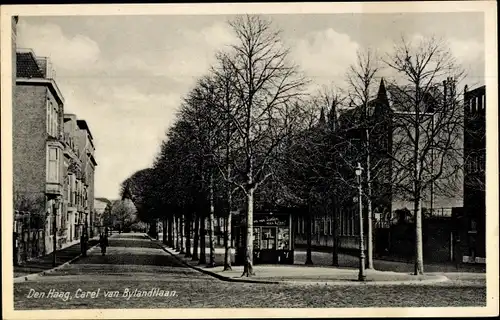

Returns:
355,162,366,281
52,198,61,267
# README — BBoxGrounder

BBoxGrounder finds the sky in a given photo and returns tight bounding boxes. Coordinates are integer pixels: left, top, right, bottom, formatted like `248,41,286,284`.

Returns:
16,12,485,200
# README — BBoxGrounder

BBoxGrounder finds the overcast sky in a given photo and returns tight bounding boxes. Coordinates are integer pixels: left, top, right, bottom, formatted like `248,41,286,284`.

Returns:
16,12,485,200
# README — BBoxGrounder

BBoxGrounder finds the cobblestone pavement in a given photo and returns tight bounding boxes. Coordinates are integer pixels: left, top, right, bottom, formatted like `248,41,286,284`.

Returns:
14,233,486,309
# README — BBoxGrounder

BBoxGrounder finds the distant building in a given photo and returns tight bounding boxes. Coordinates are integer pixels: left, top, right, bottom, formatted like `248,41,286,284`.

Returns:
94,199,109,233
459,85,486,263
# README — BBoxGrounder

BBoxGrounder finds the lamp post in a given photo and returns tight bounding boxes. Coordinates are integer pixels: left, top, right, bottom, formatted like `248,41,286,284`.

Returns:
52,198,60,267
355,162,366,281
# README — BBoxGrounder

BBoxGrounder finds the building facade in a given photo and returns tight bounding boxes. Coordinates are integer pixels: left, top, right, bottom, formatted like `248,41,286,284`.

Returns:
76,120,98,237
14,48,98,260
63,114,86,244
294,78,465,263
14,49,66,255
459,85,486,263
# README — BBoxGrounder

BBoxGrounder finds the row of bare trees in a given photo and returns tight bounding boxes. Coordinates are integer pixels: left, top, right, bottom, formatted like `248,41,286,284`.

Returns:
118,14,467,276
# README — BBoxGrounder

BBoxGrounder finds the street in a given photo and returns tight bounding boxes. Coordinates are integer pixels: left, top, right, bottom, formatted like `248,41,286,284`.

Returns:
14,233,486,309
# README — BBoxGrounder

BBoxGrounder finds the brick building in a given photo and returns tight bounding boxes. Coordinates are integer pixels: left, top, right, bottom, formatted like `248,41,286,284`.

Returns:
14,48,97,259
459,85,486,263
63,114,85,244
294,78,465,263
76,120,98,237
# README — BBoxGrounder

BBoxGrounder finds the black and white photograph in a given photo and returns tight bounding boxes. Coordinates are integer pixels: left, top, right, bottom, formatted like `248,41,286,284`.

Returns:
1,2,498,319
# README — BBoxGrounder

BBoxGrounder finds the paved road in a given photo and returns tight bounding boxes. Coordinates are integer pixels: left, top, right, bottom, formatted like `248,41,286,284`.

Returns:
14,233,486,309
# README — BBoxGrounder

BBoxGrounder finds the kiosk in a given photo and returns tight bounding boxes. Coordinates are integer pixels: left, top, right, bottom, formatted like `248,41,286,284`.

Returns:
234,211,294,265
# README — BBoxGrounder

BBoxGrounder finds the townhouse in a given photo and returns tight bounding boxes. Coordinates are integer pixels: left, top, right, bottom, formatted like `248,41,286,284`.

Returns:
13,48,97,259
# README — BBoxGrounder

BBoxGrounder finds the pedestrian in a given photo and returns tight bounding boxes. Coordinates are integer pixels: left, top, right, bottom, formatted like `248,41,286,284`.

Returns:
99,233,109,256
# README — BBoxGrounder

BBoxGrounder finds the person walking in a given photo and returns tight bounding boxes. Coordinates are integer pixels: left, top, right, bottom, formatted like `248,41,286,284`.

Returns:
99,233,109,256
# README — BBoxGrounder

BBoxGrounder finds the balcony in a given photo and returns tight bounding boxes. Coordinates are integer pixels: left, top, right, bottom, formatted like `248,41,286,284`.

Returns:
46,182,63,196
63,133,80,158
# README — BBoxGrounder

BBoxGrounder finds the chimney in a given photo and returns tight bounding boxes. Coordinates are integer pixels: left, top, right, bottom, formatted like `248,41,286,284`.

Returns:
36,57,55,79
36,58,47,78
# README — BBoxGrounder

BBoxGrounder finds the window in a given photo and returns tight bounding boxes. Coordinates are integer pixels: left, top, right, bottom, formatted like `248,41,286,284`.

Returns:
323,218,328,235
46,100,51,134
301,217,305,234
329,219,333,236
52,105,59,137
47,147,60,183
46,100,59,137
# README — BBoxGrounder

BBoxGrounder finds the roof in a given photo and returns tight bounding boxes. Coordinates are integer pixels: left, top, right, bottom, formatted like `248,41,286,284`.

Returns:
16,51,44,78
77,120,94,141
385,83,444,114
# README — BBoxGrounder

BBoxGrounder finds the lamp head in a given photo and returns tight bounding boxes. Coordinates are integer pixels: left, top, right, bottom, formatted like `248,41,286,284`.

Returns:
355,162,363,176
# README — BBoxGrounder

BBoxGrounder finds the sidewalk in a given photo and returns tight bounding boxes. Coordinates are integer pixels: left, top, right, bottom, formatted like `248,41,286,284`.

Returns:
14,237,100,278
149,237,450,285
154,234,485,274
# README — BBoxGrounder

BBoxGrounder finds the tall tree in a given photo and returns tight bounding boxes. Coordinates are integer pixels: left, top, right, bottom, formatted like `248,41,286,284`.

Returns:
220,14,308,277
346,49,381,270
385,36,465,275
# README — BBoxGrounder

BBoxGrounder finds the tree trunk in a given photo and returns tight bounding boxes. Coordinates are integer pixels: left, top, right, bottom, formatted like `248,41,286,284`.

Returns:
199,214,207,264
366,128,374,269
224,188,233,271
179,214,185,254
413,93,424,275
185,214,191,257
192,212,199,260
162,217,167,245
168,215,174,247
305,203,313,265
414,193,424,275
332,205,339,267
149,219,157,238
241,187,255,276
174,215,179,251
207,173,216,267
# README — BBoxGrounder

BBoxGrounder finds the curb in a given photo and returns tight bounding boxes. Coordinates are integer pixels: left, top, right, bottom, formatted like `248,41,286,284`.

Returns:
146,235,451,286
280,275,450,286
13,239,101,284
145,235,280,284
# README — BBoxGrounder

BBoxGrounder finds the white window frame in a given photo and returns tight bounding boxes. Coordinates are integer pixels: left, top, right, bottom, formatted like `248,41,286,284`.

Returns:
46,100,51,135
53,105,58,137
47,147,60,183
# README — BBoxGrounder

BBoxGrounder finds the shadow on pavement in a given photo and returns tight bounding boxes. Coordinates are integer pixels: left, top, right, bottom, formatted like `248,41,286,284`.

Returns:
71,233,189,269
14,239,99,277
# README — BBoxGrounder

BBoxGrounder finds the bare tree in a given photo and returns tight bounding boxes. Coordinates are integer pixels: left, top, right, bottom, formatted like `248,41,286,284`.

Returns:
385,35,465,275
346,49,381,270
211,52,245,271
219,15,308,276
